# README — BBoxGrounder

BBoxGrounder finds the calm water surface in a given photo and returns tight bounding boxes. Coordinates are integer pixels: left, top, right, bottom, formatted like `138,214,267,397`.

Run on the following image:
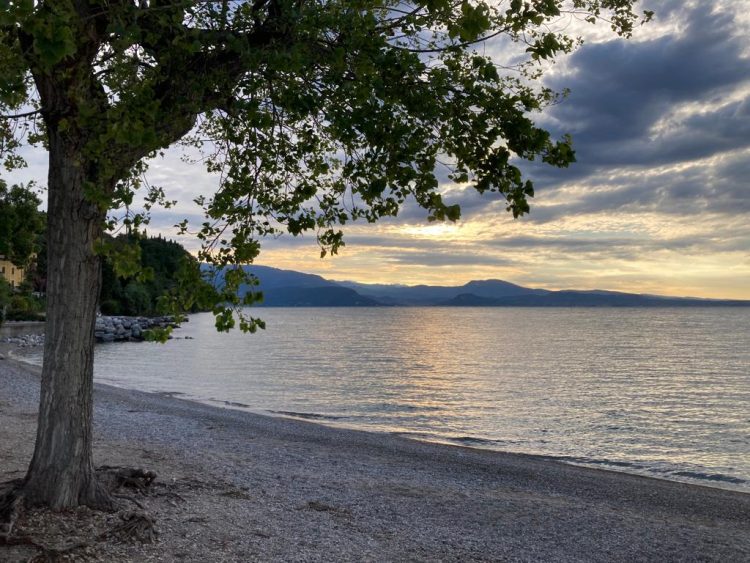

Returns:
46,308,750,490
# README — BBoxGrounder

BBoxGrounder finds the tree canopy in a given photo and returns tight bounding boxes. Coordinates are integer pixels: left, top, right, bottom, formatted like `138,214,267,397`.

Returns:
0,180,43,267
0,0,648,512
1,1,649,326
100,234,214,316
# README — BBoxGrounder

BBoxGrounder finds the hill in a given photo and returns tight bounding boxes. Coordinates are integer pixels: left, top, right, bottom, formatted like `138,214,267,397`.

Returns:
208,265,750,308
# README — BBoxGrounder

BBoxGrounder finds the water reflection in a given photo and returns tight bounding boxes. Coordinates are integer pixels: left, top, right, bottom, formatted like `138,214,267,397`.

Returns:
88,307,750,491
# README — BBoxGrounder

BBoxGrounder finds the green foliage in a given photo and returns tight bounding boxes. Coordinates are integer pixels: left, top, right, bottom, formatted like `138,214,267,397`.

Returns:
0,0,647,331
2,286,44,321
6,291,43,319
99,234,215,317
99,298,121,316
122,282,151,316
0,180,43,266
0,179,45,319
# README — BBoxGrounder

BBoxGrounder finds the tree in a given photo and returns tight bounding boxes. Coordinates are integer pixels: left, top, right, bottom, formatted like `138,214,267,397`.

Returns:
0,0,648,512
99,234,213,315
0,180,43,268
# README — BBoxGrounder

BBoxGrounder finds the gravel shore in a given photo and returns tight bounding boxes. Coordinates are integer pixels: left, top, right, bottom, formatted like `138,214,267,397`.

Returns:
1,357,749,562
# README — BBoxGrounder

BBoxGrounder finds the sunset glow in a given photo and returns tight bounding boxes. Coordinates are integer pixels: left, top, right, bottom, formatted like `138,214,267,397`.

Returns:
6,1,749,299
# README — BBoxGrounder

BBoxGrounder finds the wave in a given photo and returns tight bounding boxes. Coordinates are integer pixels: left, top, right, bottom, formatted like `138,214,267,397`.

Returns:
446,435,509,447
391,431,512,448
269,410,349,421
671,471,746,485
555,456,747,486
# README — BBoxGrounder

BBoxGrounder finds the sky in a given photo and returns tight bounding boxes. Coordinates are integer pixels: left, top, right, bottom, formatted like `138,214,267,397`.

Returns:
6,1,750,298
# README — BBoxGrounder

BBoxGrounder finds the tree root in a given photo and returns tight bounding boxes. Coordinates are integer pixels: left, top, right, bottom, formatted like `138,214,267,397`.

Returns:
112,493,145,509
1,534,90,562
96,466,157,494
0,466,160,559
100,511,158,544
29,540,91,562
1,484,90,561
0,480,24,541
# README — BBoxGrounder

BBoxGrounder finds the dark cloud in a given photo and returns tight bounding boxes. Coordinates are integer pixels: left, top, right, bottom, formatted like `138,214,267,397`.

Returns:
510,1,750,227
544,3,749,166
127,2,750,291
483,228,750,260
401,3,750,229
522,145,750,223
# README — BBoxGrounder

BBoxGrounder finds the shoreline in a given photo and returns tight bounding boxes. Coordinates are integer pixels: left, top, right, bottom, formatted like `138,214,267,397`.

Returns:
4,343,750,494
4,310,749,498
5,347,748,497
1,357,749,561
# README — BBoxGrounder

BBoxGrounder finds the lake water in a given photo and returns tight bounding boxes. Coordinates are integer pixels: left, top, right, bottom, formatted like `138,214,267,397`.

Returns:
26,307,750,491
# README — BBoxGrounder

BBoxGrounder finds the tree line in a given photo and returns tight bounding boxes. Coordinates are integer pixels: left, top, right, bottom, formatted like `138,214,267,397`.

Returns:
1,181,209,323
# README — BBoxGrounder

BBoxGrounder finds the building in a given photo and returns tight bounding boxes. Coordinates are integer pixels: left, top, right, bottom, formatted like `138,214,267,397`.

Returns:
0,256,25,289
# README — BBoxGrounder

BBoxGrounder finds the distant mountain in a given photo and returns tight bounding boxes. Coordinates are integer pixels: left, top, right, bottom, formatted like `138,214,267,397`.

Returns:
204,264,381,307
259,286,380,307
208,264,330,291
339,278,547,305
206,264,750,307
444,291,750,307
223,264,333,291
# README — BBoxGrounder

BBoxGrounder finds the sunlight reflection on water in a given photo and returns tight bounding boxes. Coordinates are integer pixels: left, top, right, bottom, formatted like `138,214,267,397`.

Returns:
83,307,750,491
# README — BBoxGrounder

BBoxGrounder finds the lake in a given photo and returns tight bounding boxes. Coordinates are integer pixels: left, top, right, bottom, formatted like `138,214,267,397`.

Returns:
28,307,750,491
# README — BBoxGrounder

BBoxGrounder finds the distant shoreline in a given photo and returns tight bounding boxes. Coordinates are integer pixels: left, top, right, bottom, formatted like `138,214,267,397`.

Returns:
2,358,749,561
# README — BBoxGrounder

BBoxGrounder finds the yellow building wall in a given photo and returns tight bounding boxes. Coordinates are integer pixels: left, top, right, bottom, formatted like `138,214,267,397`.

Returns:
0,256,25,289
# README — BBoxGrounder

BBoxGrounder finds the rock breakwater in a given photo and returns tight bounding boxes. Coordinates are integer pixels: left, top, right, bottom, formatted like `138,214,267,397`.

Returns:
1,316,182,348
0,334,44,348
94,315,181,342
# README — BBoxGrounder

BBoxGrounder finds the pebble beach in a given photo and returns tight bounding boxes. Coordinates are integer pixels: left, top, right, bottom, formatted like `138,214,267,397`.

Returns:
1,355,749,561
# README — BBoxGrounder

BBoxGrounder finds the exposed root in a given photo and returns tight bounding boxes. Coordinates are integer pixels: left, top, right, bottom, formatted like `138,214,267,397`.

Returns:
2,534,90,562
1,499,90,561
26,539,90,562
112,493,145,510
0,480,24,540
96,466,157,494
1,481,92,560
100,511,158,544
0,467,160,560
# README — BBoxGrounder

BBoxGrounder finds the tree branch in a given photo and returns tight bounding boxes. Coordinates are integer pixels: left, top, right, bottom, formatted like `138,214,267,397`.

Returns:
0,109,41,119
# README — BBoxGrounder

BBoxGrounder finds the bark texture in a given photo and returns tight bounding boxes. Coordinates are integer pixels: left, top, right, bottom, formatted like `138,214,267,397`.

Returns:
23,128,110,510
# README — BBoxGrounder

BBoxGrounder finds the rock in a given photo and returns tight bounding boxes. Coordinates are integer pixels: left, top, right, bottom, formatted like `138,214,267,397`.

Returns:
93,315,182,343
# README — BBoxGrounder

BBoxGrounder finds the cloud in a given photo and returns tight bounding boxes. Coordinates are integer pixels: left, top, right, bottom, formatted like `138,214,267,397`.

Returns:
534,2,750,177
380,251,514,268
2,2,748,298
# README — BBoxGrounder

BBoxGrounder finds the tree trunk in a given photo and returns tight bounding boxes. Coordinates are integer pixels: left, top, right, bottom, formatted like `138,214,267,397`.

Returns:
23,129,110,510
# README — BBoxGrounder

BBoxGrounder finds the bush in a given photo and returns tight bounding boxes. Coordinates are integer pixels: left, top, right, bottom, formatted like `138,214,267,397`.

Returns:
99,299,121,316
4,309,45,321
123,283,152,316
10,294,33,312
1,286,45,323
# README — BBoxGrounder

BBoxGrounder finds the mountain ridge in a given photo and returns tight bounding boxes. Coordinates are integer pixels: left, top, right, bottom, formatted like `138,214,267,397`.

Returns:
205,264,750,307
